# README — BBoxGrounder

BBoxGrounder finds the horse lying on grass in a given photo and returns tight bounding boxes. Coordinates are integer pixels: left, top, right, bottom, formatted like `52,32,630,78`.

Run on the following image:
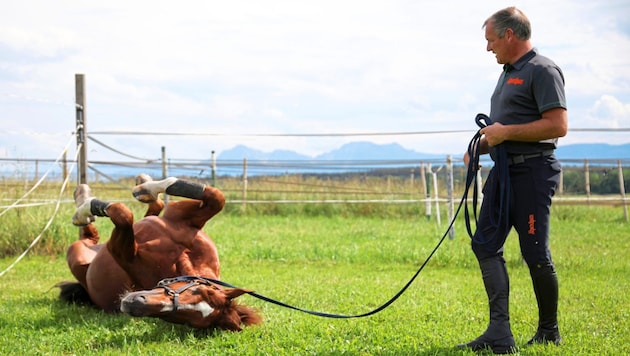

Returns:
57,174,262,331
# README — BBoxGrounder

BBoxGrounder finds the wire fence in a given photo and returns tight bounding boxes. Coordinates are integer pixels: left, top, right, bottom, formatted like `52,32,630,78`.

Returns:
1,151,628,222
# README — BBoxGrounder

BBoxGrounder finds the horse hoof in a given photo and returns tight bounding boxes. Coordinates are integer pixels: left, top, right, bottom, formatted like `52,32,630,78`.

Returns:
132,177,177,203
135,173,153,185
133,174,157,202
73,184,92,208
72,198,96,226
72,184,97,225
132,188,157,203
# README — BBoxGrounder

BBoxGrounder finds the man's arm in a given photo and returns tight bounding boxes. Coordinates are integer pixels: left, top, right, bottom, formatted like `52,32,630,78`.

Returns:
481,107,568,147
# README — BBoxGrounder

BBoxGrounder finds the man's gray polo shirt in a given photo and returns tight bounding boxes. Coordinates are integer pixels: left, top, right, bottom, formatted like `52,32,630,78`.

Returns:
489,48,567,155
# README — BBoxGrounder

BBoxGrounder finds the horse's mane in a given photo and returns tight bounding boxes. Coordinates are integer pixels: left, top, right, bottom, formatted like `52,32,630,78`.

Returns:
235,304,263,327
214,303,263,331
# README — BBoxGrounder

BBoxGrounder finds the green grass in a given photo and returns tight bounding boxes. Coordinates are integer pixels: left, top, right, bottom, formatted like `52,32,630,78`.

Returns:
0,204,628,355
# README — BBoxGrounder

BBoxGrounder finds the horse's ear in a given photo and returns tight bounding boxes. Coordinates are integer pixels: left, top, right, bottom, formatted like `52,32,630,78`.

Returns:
224,288,252,300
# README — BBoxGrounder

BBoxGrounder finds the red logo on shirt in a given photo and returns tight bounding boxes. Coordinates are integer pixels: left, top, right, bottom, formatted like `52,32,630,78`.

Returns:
507,77,524,85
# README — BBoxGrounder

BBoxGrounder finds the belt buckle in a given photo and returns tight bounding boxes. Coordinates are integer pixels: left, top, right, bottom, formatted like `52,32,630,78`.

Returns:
510,155,525,165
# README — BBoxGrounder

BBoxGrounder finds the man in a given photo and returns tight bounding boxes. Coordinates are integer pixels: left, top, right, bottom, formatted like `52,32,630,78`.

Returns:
458,7,567,354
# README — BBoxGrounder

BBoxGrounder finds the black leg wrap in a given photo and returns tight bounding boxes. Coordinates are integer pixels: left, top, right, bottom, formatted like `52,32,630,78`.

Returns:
165,179,205,200
90,199,111,217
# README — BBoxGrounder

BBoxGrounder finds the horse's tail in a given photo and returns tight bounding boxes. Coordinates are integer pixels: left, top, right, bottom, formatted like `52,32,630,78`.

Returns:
55,281,94,307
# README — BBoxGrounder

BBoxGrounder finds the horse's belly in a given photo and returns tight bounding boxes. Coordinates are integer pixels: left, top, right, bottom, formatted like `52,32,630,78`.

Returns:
86,248,132,312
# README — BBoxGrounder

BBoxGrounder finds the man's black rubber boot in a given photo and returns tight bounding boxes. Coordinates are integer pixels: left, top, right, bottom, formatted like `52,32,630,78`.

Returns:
457,255,516,354
527,327,562,346
527,263,562,345
458,334,516,354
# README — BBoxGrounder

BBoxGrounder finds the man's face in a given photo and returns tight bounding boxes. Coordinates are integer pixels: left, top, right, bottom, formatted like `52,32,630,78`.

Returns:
485,21,509,64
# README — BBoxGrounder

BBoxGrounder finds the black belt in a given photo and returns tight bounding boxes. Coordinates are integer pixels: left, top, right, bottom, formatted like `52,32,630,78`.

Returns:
507,150,554,165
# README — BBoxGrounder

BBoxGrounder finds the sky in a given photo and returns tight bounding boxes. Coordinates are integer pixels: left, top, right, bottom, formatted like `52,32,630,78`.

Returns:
1,0,629,163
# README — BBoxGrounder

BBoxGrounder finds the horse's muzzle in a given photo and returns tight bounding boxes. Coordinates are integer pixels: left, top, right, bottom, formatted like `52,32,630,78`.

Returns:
120,291,153,316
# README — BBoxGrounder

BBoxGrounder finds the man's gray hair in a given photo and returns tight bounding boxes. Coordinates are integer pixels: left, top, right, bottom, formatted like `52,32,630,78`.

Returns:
484,6,531,40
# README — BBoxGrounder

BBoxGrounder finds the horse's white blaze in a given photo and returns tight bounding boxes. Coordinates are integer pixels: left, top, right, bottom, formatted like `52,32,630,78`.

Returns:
160,301,215,317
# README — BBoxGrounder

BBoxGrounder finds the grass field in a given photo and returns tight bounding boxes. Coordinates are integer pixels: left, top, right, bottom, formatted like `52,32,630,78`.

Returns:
0,191,629,354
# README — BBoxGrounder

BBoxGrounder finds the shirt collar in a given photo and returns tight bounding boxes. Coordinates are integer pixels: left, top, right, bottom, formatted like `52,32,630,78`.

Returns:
504,48,538,72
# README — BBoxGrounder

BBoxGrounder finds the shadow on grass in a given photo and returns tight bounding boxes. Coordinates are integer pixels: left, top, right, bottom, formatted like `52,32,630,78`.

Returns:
9,296,225,341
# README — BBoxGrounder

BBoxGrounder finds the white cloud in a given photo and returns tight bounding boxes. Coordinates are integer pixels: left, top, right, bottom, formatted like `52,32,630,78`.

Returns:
589,95,630,127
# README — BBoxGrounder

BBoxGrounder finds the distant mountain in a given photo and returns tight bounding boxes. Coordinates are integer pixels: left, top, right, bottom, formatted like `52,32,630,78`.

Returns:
218,142,630,162
218,144,311,160
218,141,445,161
555,143,630,160
314,141,444,160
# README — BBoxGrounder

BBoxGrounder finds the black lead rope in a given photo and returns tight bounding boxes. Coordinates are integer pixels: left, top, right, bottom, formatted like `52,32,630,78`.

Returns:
463,114,512,251
159,115,495,319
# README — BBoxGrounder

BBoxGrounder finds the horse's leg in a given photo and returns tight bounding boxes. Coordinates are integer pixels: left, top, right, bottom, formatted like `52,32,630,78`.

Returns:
73,196,138,269
132,177,225,229
66,224,103,289
71,187,140,310
67,185,103,288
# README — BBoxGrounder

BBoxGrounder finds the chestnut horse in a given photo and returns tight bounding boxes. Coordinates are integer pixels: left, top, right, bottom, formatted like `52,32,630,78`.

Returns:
58,175,262,331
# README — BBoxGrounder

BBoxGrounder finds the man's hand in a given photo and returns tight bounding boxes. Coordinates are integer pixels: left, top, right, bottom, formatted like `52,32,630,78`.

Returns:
463,139,487,171
480,122,507,147
463,151,471,167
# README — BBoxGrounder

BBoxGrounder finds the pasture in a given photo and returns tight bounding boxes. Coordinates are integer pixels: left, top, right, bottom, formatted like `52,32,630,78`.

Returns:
0,181,628,355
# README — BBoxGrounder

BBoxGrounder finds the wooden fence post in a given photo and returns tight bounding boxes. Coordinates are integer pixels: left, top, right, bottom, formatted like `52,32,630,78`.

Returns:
211,150,216,187
446,155,454,239
420,162,431,220
619,160,628,222
584,159,590,203
75,73,87,185
161,146,167,179
161,146,169,203
242,158,248,211
476,167,483,205
431,165,442,226
62,150,68,182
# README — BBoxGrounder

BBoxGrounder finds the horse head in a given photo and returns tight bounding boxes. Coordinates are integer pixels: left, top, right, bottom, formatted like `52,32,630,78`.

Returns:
120,276,262,331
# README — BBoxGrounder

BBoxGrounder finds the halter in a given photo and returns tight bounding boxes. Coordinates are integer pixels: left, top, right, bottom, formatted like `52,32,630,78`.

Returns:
156,276,221,312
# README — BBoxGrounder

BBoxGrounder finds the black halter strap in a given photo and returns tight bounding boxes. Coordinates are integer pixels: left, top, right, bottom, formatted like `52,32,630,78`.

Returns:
157,276,219,311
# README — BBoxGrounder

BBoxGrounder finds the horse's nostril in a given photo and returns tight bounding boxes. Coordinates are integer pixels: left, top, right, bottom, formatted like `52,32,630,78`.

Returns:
133,294,147,303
